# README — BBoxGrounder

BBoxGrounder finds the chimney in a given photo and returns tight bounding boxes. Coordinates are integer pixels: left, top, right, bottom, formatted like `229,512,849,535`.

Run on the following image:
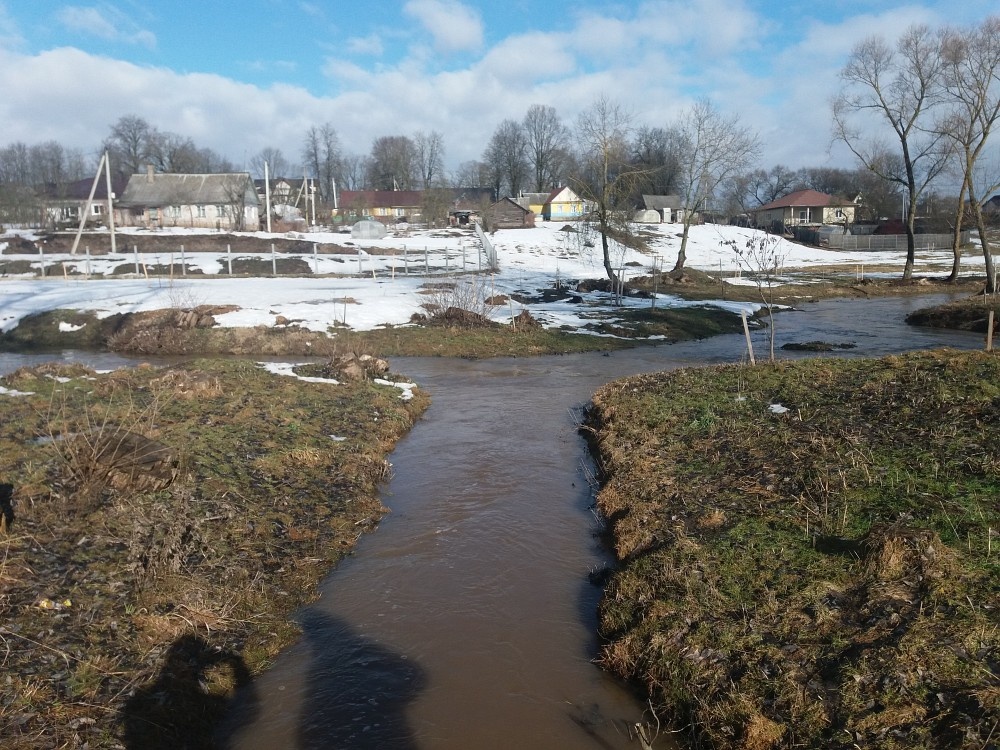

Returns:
146,165,155,183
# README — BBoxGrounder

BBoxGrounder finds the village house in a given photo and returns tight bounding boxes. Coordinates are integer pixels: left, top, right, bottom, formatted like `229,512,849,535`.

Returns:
39,176,127,230
636,194,683,224
750,189,858,232
116,168,259,231
487,197,534,229
516,187,584,221
334,190,423,224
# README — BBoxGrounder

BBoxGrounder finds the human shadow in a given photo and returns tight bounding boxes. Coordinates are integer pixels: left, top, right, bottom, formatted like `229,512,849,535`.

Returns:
0,483,14,531
293,608,426,749
122,633,257,750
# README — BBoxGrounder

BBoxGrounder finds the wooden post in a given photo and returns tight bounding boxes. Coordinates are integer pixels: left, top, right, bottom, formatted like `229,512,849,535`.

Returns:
134,244,140,275
741,310,756,365
85,246,91,279
424,247,429,273
271,243,277,276
313,243,319,274
227,244,232,275
181,244,186,276
38,245,44,277
988,311,995,352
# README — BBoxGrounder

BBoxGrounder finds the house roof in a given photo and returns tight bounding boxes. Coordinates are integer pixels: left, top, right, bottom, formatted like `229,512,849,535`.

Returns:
119,173,258,207
643,194,681,210
547,186,581,203
490,197,530,213
756,189,852,211
339,190,424,209
40,176,128,202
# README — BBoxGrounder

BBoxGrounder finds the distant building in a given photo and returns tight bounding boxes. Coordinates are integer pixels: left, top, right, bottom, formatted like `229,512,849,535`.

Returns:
750,189,857,231
116,168,259,231
39,176,127,229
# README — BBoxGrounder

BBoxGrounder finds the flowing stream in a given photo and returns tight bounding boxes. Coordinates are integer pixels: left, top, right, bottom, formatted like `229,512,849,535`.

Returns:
0,294,984,749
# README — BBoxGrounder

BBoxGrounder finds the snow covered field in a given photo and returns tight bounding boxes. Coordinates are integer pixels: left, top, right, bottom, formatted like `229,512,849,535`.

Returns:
0,222,982,336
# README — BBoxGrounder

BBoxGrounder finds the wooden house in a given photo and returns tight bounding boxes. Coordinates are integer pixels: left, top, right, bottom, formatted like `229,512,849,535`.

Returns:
116,168,259,230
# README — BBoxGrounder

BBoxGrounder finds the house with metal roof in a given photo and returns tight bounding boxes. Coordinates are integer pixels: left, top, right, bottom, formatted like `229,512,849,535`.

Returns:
750,189,857,232
116,168,260,231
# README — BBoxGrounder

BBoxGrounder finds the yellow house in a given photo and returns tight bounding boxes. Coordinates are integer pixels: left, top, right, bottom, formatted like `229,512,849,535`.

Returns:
516,187,584,221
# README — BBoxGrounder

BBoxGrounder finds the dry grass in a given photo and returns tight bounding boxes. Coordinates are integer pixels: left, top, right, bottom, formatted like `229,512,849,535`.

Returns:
0,358,427,747
587,350,1000,748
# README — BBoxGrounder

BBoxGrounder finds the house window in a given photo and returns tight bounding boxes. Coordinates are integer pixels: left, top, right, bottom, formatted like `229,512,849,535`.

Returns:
797,210,807,221
197,205,206,218
149,208,159,220
835,208,844,218
216,205,226,216
169,205,181,218
91,204,103,216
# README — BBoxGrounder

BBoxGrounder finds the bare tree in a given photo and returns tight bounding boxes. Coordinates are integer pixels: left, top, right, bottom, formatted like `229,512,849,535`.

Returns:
249,147,289,180
939,16,1000,288
630,125,684,197
833,24,952,282
574,96,651,288
220,174,257,231
105,114,155,176
367,135,418,191
672,100,760,274
302,124,342,204
452,159,493,191
414,131,446,188
483,119,528,198
523,104,569,191
340,153,368,191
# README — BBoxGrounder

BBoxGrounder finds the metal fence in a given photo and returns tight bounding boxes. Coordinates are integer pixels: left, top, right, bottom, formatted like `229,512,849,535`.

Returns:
797,229,971,251
475,222,499,271
0,241,495,280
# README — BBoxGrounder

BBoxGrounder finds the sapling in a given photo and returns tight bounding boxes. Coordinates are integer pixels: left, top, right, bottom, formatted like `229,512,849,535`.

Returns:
725,231,788,362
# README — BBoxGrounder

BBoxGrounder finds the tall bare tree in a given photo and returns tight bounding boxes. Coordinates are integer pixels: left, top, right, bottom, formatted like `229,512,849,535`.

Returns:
671,100,760,273
104,114,155,176
302,124,342,204
523,104,569,192
630,125,684,197
367,135,418,190
939,16,1000,288
414,131,446,189
833,24,952,282
249,147,289,180
574,96,652,287
483,119,528,198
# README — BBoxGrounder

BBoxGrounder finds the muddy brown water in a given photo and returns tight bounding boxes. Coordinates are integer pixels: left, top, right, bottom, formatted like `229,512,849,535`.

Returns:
0,295,984,749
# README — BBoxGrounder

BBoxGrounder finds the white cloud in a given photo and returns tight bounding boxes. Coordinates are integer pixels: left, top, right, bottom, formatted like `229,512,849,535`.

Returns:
55,4,156,48
346,34,384,56
403,0,483,54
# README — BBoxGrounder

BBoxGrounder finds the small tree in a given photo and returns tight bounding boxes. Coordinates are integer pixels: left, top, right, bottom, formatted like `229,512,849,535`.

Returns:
725,231,788,362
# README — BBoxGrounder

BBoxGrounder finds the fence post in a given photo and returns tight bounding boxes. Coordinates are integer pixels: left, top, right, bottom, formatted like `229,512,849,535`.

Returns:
988,311,995,352
313,243,319,274
181,244,186,276
134,244,140,275
85,246,91,279
38,245,45,277
271,243,277,276
424,247,429,273
404,245,408,275
227,244,232,275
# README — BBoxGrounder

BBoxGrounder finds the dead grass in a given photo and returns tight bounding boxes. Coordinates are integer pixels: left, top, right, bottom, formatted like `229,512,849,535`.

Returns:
0,358,427,747
586,349,1000,748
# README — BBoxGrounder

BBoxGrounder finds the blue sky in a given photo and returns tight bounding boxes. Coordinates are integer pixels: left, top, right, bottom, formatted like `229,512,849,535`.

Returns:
1,0,997,174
